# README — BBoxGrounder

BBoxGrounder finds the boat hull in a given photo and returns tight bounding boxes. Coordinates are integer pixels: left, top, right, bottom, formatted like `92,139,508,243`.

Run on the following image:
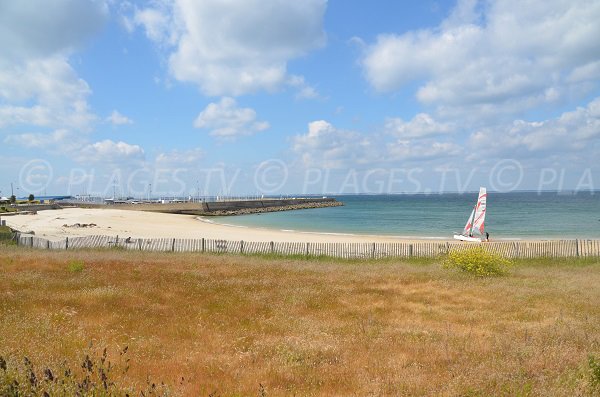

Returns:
453,234,482,242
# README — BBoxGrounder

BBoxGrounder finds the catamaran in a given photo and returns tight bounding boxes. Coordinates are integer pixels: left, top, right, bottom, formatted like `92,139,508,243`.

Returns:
454,187,487,242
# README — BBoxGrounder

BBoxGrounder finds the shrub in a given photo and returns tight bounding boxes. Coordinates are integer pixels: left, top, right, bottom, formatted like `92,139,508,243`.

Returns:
0,226,13,243
443,246,512,276
67,260,85,273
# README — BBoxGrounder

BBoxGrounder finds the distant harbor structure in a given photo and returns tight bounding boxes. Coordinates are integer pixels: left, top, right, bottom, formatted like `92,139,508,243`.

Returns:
65,195,343,216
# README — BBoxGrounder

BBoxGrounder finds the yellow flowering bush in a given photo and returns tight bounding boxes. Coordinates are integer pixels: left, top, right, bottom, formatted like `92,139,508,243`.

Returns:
443,246,512,276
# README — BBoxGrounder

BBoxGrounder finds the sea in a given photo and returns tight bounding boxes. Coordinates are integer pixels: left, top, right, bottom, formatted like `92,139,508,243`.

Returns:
211,191,600,240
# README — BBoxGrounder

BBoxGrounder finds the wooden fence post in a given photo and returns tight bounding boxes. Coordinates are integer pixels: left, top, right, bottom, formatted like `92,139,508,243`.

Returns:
270,241,274,254
305,242,309,256
371,243,376,259
138,239,142,251
575,239,579,257
201,238,205,253
46,239,50,249
65,237,69,250
115,235,119,246
172,238,176,252
409,244,413,257
240,240,244,254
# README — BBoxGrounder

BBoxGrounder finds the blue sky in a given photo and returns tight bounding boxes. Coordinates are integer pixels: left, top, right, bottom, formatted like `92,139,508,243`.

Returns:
1,0,599,197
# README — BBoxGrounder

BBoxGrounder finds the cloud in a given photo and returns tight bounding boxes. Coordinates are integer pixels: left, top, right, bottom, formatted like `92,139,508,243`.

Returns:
385,113,453,138
132,5,176,45
469,96,600,163
387,139,462,161
78,140,145,164
130,0,326,96
0,1,108,132
293,119,465,169
107,110,133,125
5,126,146,168
0,56,95,130
360,0,600,118
194,97,269,139
156,148,204,166
292,120,376,169
0,0,108,60
4,129,85,153
288,75,321,100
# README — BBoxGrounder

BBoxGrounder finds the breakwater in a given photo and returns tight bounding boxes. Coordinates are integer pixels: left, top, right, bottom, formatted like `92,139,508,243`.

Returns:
69,198,343,216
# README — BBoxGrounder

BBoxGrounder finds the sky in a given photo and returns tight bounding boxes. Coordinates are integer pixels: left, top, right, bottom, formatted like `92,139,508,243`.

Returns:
1,0,599,198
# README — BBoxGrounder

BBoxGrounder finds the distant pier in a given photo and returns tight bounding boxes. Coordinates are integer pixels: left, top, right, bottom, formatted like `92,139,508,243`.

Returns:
69,197,343,216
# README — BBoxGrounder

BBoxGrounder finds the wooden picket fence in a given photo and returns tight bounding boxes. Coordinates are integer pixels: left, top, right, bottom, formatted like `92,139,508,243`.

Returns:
12,233,600,259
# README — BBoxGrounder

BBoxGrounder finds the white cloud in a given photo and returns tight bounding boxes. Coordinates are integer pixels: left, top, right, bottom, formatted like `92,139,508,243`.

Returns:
361,0,600,117
385,113,453,138
0,56,95,130
293,119,464,169
469,96,600,162
288,75,321,100
387,139,462,161
131,0,326,96
292,120,376,169
78,140,145,164
0,2,108,132
156,148,204,165
132,4,177,45
4,129,85,153
5,127,146,167
107,110,133,125
194,97,269,139
0,0,108,60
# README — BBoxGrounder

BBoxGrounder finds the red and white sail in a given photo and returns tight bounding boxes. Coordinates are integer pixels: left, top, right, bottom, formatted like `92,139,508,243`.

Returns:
462,208,475,235
461,187,487,237
472,187,487,235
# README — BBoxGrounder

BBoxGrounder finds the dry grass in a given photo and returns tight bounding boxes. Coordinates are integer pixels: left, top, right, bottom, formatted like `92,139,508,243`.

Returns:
1,246,599,396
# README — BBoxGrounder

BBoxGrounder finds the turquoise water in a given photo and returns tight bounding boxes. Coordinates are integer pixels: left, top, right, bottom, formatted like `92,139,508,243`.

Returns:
210,192,600,240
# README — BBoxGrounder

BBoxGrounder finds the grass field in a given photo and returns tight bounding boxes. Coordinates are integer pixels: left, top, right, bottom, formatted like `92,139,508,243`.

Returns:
1,246,599,395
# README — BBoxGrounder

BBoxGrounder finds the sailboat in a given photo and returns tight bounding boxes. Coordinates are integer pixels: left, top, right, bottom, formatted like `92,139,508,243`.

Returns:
453,187,487,242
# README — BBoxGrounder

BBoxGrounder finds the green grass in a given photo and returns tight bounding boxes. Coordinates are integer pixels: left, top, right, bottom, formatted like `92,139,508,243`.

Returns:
512,256,600,268
0,226,14,243
245,250,439,265
589,354,600,391
67,260,85,273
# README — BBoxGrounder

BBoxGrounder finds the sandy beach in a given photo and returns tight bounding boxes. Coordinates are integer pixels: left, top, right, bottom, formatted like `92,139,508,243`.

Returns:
3,208,452,243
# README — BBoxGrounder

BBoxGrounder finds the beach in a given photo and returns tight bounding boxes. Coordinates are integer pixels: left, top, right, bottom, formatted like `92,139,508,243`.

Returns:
3,207,448,243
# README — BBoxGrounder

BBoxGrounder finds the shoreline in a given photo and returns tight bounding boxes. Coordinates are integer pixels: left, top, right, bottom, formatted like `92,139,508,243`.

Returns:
2,207,586,243
198,216,575,242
